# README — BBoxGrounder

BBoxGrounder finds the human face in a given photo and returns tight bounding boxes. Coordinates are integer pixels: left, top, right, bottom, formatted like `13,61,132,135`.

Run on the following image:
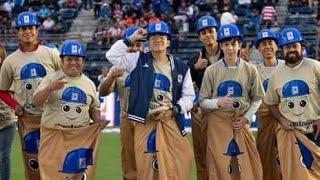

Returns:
62,56,85,77
199,27,217,46
131,41,144,52
258,39,277,60
148,34,170,53
282,42,303,64
220,39,241,62
17,26,38,45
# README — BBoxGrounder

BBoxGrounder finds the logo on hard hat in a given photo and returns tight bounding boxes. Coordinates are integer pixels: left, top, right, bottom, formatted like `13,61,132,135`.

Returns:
287,32,294,41
202,19,208,26
155,23,161,31
223,28,230,36
23,15,30,23
262,31,269,38
71,45,78,54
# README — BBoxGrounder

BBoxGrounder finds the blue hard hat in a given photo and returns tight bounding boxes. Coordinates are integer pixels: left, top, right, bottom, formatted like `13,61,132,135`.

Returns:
20,63,47,80
60,148,93,174
147,21,172,40
282,80,309,98
61,87,87,104
196,15,218,32
217,80,243,97
60,40,86,58
123,26,146,42
217,24,242,42
255,29,278,48
16,12,40,28
278,27,304,47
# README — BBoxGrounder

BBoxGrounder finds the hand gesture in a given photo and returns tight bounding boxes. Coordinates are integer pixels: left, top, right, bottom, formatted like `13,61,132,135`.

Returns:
217,92,233,108
110,67,124,78
194,52,208,70
279,117,294,130
99,119,110,130
49,76,67,92
14,104,23,116
233,116,249,131
129,28,147,42
313,120,320,140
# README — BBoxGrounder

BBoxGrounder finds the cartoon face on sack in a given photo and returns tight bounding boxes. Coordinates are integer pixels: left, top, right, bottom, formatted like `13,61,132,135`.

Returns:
20,63,47,111
217,80,248,110
282,80,310,116
60,87,87,120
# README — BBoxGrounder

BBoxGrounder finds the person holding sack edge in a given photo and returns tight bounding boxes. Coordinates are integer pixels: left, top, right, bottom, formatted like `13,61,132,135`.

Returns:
32,40,109,180
106,21,195,180
265,27,320,180
99,26,146,180
0,12,61,180
199,23,264,180
254,29,284,180
187,15,223,180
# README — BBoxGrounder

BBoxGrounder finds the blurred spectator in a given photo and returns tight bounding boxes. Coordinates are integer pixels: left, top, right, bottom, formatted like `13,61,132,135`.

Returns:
305,41,315,58
112,3,122,19
38,4,53,21
3,0,14,17
105,24,124,44
98,15,114,27
28,7,38,16
174,1,189,32
93,0,103,18
64,0,79,9
126,12,137,27
243,8,261,34
42,16,55,34
261,2,277,28
235,0,252,16
83,0,93,10
93,25,106,44
152,0,169,16
220,8,238,25
98,3,111,21
52,16,68,33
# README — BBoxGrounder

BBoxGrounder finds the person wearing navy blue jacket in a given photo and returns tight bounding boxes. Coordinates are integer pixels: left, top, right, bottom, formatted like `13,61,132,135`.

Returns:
106,21,195,180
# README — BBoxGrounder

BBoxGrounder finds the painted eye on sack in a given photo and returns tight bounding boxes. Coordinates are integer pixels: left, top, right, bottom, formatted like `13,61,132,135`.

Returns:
156,95,164,102
28,159,39,171
62,105,70,112
76,107,82,114
25,83,32,90
287,101,294,109
300,99,308,107
232,101,241,109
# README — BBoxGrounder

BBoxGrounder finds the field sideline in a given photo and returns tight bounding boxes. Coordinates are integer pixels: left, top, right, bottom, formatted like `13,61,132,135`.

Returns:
10,132,198,179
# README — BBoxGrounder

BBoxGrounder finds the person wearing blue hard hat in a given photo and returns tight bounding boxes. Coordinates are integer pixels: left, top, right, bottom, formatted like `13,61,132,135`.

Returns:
187,15,223,180
0,11,62,180
123,26,146,53
106,21,195,179
99,26,147,180
32,40,109,179
254,29,284,180
199,23,264,180
264,27,320,179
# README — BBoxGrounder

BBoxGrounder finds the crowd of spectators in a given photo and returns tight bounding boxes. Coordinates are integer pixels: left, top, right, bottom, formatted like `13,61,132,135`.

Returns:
90,0,283,45
0,0,81,35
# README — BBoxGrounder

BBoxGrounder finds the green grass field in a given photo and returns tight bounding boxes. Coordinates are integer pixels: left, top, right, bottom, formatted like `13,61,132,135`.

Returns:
10,132,197,179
